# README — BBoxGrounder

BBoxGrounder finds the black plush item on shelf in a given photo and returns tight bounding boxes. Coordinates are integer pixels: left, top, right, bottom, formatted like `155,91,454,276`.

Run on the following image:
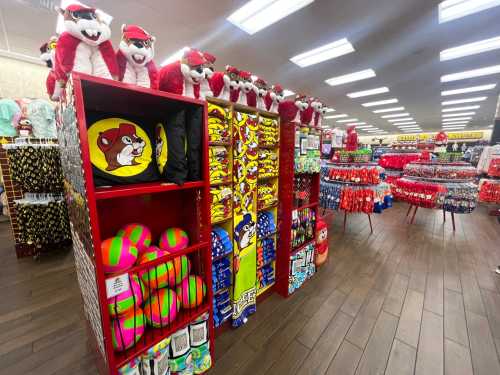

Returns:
186,107,203,181
161,110,188,185
86,113,160,187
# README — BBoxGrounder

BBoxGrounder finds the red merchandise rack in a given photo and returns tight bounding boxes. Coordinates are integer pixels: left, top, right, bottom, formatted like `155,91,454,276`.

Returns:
56,73,213,374
276,122,320,297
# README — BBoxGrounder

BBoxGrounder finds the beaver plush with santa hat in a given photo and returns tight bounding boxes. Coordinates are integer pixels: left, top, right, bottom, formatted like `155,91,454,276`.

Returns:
54,3,118,99
278,94,309,123
158,48,208,99
39,36,58,100
251,77,268,110
200,52,216,98
209,65,241,102
237,70,256,106
265,84,285,113
116,24,158,89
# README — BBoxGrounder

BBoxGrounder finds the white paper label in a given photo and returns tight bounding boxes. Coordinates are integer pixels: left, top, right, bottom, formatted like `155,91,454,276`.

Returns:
292,210,298,220
190,321,208,347
170,327,190,357
105,274,130,299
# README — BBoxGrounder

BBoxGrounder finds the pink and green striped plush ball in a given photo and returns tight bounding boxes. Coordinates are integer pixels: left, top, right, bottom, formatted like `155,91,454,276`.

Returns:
101,237,138,273
139,248,191,289
176,275,206,309
159,228,189,253
117,223,152,254
111,308,145,352
107,274,147,317
143,288,180,328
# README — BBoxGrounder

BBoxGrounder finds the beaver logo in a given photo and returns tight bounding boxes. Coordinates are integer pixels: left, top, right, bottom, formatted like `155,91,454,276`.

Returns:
234,213,256,251
97,123,145,171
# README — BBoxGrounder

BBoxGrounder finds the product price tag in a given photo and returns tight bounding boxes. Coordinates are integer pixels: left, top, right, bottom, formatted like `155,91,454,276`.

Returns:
190,321,208,347
105,274,130,298
292,210,298,220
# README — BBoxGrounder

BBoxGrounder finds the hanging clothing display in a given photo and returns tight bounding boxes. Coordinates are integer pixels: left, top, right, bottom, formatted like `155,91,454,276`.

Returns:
0,99,20,137
26,99,57,138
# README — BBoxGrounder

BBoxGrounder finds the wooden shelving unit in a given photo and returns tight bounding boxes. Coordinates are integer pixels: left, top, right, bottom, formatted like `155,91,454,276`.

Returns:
57,73,213,374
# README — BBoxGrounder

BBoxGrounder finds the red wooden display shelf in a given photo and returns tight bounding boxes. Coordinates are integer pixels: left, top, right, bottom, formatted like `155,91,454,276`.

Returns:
295,201,319,210
115,304,210,368
106,241,209,278
291,238,316,255
95,181,205,200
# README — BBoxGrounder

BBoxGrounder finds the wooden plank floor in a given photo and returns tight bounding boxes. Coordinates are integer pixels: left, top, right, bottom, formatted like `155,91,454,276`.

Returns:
0,202,499,374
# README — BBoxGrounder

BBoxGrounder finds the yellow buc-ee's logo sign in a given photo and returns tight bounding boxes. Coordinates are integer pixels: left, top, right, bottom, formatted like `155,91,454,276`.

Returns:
88,118,153,177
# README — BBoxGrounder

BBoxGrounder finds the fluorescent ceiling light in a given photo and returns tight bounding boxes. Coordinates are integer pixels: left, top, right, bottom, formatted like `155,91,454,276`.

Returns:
440,36,500,61
402,130,421,133
442,105,480,112
348,122,367,126
397,125,421,128
442,112,475,117
325,69,376,86
373,107,405,113
290,38,354,67
393,121,417,125
161,46,189,66
57,0,112,34
325,114,348,119
388,118,414,122
442,126,468,130
488,124,494,128
227,0,315,35
336,118,358,123
443,116,472,121
442,120,470,125
439,0,500,24
442,96,487,105
441,65,500,82
442,124,467,128
399,128,421,131
283,89,295,97
325,108,336,113
441,84,496,96
362,98,398,107
381,113,410,118
347,87,389,98
356,126,376,129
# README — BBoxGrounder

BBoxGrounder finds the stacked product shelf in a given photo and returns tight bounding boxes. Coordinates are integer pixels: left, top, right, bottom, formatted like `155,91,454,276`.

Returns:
276,123,321,297
57,73,214,374
393,161,479,230
319,161,393,233
479,157,500,215
207,98,280,329
378,150,421,184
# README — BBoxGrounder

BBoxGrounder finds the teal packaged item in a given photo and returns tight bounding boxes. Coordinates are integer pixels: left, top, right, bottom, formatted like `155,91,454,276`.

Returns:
142,336,172,375
169,327,193,374
0,99,20,137
27,99,57,138
189,313,212,374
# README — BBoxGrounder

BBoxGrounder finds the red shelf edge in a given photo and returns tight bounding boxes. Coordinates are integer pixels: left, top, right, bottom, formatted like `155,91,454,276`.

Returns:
291,238,316,256
294,201,319,211
114,304,210,368
95,181,205,200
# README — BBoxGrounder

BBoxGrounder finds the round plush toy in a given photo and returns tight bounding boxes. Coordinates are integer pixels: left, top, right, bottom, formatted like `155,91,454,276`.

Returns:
101,237,138,274
107,274,147,317
159,228,189,253
117,224,152,254
111,308,146,352
139,248,191,288
143,288,180,327
176,275,206,309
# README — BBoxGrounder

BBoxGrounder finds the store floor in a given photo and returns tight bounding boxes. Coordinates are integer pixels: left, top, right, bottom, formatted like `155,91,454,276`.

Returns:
1,202,500,374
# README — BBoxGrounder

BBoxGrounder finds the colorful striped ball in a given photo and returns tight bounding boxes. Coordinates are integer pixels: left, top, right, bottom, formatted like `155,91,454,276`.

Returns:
139,248,191,289
107,274,147,317
117,223,152,254
143,288,180,328
101,237,138,273
111,308,145,352
176,275,206,309
159,228,189,253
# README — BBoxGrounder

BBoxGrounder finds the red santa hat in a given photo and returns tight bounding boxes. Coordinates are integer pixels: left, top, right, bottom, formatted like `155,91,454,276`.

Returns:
295,94,307,101
121,24,153,41
182,49,205,66
273,84,283,93
254,77,267,87
203,52,216,64
347,124,356,132
226,65,239,75
65,4,95,12
239,70,251,80
97,123,136,152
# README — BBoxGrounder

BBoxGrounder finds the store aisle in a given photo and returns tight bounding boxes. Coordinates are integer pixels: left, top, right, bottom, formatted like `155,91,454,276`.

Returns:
211,202,500,375
0,202,499,374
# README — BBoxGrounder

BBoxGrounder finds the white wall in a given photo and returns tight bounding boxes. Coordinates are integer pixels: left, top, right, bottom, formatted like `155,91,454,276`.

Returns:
0,56,49,99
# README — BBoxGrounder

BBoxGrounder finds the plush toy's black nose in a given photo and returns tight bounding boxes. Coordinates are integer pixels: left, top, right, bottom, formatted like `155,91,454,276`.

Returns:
196,67,203,74
133,41,144,48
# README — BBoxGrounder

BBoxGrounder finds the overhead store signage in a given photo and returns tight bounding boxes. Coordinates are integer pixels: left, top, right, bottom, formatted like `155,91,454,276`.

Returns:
396,131,483,141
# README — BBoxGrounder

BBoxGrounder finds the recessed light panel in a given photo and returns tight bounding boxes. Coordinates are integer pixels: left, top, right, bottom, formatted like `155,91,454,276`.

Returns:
283,89,295,97
442,105,480,112
227,0,315,35
290,38,355,67
388,118,414,122
442,126,468,130
442,112,475,117
336,118,359,123
362,98,398,107
394,121,417,125
439,0,500,24
442,120,470,125
440,36,500,61
441,65,500,82
372,107,405,113
442,96,487,105
325,114,348,119
441,84,496,96
442,117,473,122
325,69,376,86
347,87,389,98
325,108,336,113
381,113,410,118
